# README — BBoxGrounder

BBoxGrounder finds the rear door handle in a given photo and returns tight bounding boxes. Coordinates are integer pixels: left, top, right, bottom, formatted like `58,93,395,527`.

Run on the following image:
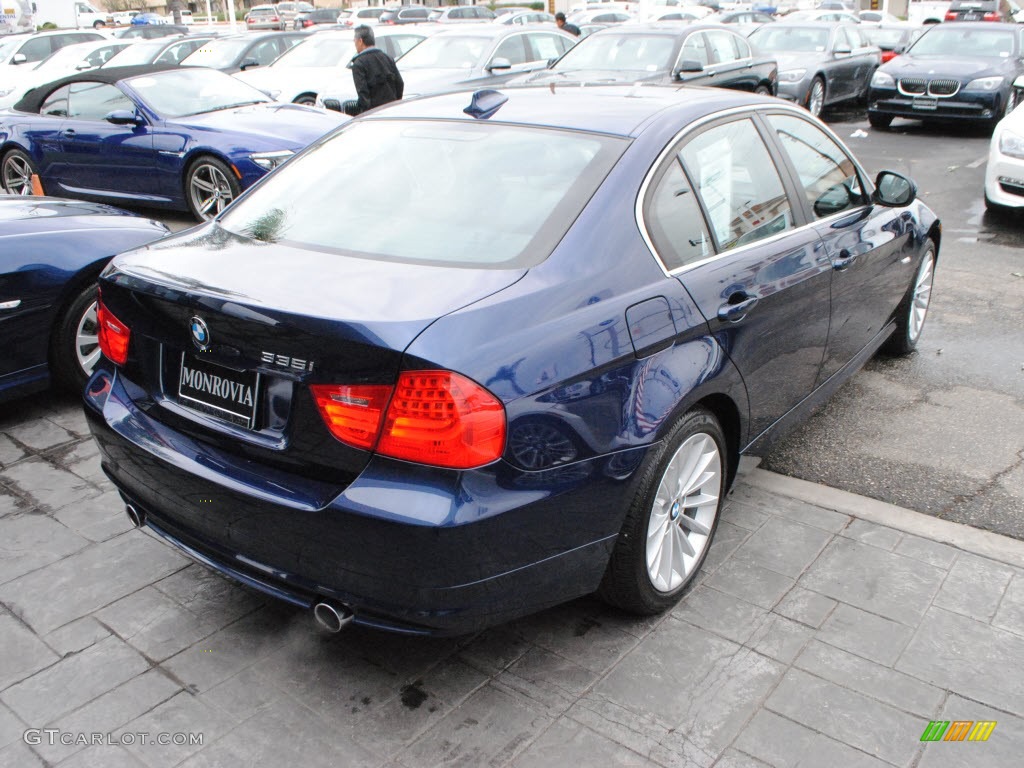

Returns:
61,129,76,138
717,293,758,322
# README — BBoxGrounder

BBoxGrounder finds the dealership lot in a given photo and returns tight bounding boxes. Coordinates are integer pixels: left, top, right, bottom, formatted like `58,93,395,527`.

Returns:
2,21,1024,762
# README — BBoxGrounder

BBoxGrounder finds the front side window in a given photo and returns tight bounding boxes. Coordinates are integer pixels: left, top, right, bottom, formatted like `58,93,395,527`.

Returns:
219,121,625,268
679,119,794,251
67,82,133,120
492,35,529,66
680,33,709,67
553,33,677,72
17,37,54,63
768,114,866,219
527,33,569,61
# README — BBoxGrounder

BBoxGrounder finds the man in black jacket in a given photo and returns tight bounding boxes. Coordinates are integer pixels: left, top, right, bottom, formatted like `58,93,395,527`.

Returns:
345,26,404,116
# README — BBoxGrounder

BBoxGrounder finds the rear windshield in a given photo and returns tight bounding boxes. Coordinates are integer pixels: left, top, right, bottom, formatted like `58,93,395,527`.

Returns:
218,120,625,269
909,26,1016,57
553,33,677,72
949,1,997,9
749,25,831,53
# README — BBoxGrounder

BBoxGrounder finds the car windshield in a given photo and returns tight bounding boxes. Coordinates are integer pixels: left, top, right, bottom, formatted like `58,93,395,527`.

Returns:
749,26,831,53
103,39,171,66
863,28,907,48
0,37,23,61
126,69,271,117
270,35,352,67
181,38,252,68
218,120,625,268
908,27,1016,57
552,33,677,72
398,36,490,69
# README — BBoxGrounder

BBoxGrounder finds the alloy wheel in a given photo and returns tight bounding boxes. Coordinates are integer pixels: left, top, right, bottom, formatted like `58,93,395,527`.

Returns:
808,79,825,117
3,155,33,195
645,432,721,593
189,163,235,220
75,300,101,376
908,252,934,344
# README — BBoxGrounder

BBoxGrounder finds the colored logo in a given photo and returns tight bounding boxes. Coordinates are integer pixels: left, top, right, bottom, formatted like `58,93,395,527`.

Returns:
190,316,210,350
920,721,997,742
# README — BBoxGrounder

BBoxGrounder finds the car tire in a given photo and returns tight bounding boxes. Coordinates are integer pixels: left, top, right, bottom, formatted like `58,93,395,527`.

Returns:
50,283,101,392
806,76,826,117
292,93,317,106
93,20,106,28
868,113,892,130
598,408,726,615
1,148,40,196
755,84,772,96
882,243,935,357
185,155,240,222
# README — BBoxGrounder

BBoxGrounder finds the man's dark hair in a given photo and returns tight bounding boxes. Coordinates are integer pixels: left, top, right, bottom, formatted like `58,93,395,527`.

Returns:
354,25,375,47
555,12,566,21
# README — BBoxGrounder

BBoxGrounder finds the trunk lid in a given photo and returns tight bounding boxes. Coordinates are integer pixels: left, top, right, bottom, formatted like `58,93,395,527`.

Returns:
100,224,525,484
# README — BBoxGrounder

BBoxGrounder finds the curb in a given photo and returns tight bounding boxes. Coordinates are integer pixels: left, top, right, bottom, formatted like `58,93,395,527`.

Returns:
741,467,1024,571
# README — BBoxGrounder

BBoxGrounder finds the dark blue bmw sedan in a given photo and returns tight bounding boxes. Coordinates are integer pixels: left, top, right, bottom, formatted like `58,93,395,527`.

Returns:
84,85,940,635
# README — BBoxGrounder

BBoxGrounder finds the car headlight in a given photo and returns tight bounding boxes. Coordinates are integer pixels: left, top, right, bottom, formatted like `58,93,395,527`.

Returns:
250,150,294,171
778,69,807,83
965,76,1004,91
998,128,1024,159
0,87,14,97
870,70,894,88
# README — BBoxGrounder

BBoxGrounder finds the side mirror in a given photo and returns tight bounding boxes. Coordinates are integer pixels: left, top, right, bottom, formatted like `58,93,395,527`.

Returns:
873,170,916,207
834,44,853,56
487,56,512,71
547,56,558,68
105,109,142,126
11,53,27,65
675,59,704,77
75,61,92,70
239,57,259,71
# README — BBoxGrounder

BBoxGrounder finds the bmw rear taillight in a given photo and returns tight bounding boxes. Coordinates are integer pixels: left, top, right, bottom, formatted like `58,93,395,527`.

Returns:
303,19,313,26
983,11,1001,19
97,295,130,365
311,384,391,450
313,371,506,469
945,11,957,19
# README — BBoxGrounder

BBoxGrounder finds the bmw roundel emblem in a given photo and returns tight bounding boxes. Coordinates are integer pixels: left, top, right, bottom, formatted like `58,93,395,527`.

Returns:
190,316,210,350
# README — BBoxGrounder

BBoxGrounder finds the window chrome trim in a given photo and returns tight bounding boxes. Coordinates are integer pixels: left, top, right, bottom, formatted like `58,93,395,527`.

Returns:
635,102,876,279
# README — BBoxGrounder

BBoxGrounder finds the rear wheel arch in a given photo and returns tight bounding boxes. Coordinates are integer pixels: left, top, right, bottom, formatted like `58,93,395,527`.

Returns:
655,389,744,494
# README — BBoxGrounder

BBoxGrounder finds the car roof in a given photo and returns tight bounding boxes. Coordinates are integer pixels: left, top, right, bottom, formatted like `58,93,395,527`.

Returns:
427,22,566,38
591,22,738,35
13,64,178,113
366,84,771,138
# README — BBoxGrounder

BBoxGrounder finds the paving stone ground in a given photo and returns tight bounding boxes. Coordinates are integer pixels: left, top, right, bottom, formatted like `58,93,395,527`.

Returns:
2,395,1023,768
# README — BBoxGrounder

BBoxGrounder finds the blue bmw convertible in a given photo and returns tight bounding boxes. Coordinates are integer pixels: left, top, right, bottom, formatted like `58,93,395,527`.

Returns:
0,66,347,220
84,86,939,635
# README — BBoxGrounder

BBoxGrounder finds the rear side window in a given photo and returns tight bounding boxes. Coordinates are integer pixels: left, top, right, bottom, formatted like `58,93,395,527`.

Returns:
678,119,794,251
218,121,626,268
706,30,739,64
767,114,867,219
645,160,714,270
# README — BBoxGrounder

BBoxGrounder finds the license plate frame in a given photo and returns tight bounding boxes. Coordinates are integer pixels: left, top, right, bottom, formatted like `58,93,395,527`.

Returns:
177,352,261,429
912,97,938,111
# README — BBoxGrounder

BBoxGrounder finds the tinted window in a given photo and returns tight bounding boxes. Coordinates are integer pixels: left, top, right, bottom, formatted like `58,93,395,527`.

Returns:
219,121,625,268
679,119,794,251
17,37,54,63
909,26,1015,56
554,33,677,72
40,85,71,117
734,35,751,59
646,160,713,270
67,82,133,120
154,40,204,64
390,35,425,58
706,30,739,64
528,33,569,61
493,35,529,65
680,32,709,67
768,114,866,219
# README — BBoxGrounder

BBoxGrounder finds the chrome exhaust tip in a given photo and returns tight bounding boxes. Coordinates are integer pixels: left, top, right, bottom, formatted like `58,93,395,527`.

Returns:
125,504,144,529
313,601,354,633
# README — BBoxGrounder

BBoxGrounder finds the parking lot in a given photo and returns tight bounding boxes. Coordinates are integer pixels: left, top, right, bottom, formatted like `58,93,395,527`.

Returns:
3,12,1024,765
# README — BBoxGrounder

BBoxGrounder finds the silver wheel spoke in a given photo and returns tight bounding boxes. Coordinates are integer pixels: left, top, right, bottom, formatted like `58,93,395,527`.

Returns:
80,347,102,371
645,431,722,593
192,177,216,193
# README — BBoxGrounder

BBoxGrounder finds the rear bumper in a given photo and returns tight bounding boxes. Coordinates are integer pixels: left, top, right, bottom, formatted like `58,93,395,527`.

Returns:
84,368,645,635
